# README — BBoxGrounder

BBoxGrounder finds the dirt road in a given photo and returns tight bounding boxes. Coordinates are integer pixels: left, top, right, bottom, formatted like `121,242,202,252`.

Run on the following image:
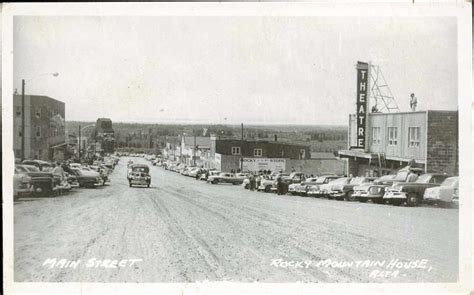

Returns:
14,157,458,282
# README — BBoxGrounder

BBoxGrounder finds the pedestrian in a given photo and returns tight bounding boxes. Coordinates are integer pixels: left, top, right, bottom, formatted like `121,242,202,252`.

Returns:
249,174,256,191
407,170,418,182
256,174,262,189
276,174,283,195
410,93,418,111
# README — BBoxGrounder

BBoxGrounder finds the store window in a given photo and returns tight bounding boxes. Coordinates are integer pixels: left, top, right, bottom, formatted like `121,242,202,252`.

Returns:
254,148,263,157
387,127,398,146
408,127,420,148
231,146,241,155
36,126,41,138
372,127,381,145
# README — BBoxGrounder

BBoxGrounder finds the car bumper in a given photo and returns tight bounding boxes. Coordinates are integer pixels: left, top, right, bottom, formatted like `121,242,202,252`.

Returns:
383,191,407,200
329,191,345,198
16,185,34,196
130,179,150,185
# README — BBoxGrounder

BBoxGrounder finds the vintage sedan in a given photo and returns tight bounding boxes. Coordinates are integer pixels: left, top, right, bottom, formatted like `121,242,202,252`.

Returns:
21,159,54,171
306,175,343,197
384,173,450,207
354,175,395,203
71,168,102,188
424,176,459,207
14,166,33,200
329,177,377,201
16,164,57,197
207,172,244,185
128,164,151,187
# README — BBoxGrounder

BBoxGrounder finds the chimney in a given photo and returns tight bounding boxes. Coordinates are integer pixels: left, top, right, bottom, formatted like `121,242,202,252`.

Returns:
274,134,278,142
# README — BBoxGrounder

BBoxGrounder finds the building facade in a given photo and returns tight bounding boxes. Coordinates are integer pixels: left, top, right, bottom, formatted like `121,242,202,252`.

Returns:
206,136,312,172
93,118,115,154
179,135,212,166
13,95,66,161
338,110,458,176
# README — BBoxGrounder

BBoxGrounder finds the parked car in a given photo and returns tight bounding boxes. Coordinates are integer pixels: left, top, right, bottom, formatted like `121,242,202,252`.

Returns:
207,172,244,185
306,175,343,197
423,176,459,207
71,168,102,188
354,174,396,204
128,164,151,187
329,177,377,201
14,166,33,200
384,173,450,206
257,173,289,193
16,164,57,197
22,160,54,171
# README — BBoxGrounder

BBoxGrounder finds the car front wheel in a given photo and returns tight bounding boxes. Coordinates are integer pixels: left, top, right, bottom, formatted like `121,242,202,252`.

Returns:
407,193,420,207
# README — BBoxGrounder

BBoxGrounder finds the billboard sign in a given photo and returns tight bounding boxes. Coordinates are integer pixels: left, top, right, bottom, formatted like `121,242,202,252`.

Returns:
356,61,369,149
242,158,286,172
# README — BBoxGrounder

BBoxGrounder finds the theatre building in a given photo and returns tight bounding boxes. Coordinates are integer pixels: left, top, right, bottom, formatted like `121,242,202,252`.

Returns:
337,110,458,177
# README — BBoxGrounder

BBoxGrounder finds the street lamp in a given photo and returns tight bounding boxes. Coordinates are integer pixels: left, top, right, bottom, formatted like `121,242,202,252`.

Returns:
21,72,59,160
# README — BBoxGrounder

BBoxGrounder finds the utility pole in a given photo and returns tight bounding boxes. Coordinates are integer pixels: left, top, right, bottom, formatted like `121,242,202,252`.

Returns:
193,135,196,166
78,124,81,161
240,123,244,172
21,79,25,161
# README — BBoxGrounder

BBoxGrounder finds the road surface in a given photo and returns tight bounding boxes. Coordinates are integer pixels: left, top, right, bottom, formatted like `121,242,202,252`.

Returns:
14,157,459,283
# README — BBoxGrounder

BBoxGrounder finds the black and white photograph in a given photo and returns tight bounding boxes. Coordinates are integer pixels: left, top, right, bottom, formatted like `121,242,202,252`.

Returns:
1,2,472,295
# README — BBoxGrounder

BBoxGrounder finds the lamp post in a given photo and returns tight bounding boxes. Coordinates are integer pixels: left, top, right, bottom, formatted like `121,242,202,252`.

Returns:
20,72,59,161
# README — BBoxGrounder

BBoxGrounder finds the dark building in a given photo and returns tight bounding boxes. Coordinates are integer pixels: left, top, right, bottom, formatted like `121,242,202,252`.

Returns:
212,137,310,159
93,118,115,154
13,95,66,160
206,136,311,172
338,110,458,176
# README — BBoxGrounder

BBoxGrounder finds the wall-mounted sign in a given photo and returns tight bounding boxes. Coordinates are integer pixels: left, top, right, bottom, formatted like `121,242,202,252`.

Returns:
356,61,369,149
242,158,286,172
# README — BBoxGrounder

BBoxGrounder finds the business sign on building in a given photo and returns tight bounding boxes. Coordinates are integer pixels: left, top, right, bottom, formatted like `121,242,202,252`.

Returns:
356,61,369,149
242,158,286,172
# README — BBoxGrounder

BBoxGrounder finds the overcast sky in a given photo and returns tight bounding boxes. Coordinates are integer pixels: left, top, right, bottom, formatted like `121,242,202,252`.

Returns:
14,16,457,125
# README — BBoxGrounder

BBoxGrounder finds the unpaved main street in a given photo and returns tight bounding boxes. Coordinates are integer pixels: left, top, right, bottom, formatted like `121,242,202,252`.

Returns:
14,157,458,283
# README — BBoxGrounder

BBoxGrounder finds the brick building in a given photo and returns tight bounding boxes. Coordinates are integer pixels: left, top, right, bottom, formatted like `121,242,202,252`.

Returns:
13,94,66,161
337,110,458,177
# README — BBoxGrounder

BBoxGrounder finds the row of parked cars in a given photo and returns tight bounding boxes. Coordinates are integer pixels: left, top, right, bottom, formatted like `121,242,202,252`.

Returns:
13,156,120,200
284,167,458,207
136,154,459,208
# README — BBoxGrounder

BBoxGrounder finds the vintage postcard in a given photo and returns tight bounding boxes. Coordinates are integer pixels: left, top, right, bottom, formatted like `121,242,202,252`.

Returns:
1,2,472,295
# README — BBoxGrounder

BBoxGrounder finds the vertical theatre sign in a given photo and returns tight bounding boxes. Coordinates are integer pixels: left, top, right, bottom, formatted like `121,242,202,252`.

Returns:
356,61,369,149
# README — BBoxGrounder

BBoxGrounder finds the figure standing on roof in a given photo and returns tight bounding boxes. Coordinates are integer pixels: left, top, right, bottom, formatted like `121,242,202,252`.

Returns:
410,93,418,111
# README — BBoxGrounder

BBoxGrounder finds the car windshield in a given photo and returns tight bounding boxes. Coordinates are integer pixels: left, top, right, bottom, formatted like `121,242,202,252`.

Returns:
350,177,365,185
415,174,432,183
394,171,409,181
25,166,40,172
330,178,348,184
16,166,29,173
441,177,458,187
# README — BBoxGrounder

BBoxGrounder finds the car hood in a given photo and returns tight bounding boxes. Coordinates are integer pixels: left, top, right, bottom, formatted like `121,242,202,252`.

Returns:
354,183,372,191
80,170,100,177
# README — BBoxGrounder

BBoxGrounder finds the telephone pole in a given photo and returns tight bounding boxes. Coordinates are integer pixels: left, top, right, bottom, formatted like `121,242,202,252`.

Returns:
240,123,244,172
78,125,81,160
